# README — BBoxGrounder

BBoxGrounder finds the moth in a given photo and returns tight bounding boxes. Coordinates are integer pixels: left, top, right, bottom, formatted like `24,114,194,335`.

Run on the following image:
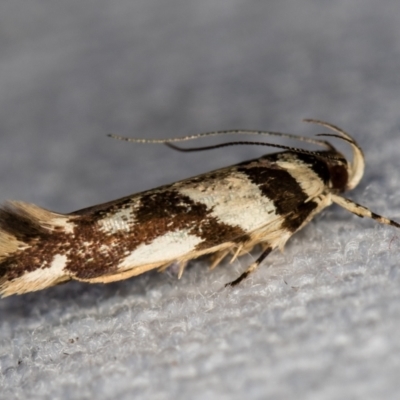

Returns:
0,119,398,297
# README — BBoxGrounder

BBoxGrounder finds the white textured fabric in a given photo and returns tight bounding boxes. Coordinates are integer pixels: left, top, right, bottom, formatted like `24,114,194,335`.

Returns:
1,1,400,399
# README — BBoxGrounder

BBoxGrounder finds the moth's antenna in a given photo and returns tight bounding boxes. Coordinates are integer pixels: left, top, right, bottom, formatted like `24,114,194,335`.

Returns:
165,141,346,162
109,119,362,185
303,119,364,190
108,129,334,150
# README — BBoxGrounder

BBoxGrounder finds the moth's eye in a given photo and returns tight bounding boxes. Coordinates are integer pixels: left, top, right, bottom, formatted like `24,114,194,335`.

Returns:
329,164,349,191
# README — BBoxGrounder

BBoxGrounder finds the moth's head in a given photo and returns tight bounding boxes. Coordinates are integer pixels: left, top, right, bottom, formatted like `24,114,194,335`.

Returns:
303,119,365,192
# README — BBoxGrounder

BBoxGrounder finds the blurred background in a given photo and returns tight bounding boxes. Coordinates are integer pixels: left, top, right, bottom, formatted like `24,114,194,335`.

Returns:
1,1,400,399
1,0,400,212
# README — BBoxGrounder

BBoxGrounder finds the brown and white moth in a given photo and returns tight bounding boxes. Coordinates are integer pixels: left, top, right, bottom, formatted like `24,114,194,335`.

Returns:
0,119,398,297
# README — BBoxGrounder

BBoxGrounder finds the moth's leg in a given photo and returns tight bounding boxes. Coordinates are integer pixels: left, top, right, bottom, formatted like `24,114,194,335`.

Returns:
261,242,272,252
178,261,188,279
158,261,188,278
209,249,230,270
158,262,172,272
229,245,243,264
331,194,400,228
225,247,272,287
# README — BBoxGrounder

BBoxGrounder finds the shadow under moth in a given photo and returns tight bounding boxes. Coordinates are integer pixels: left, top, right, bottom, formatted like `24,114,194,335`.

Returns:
0,119,398,297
